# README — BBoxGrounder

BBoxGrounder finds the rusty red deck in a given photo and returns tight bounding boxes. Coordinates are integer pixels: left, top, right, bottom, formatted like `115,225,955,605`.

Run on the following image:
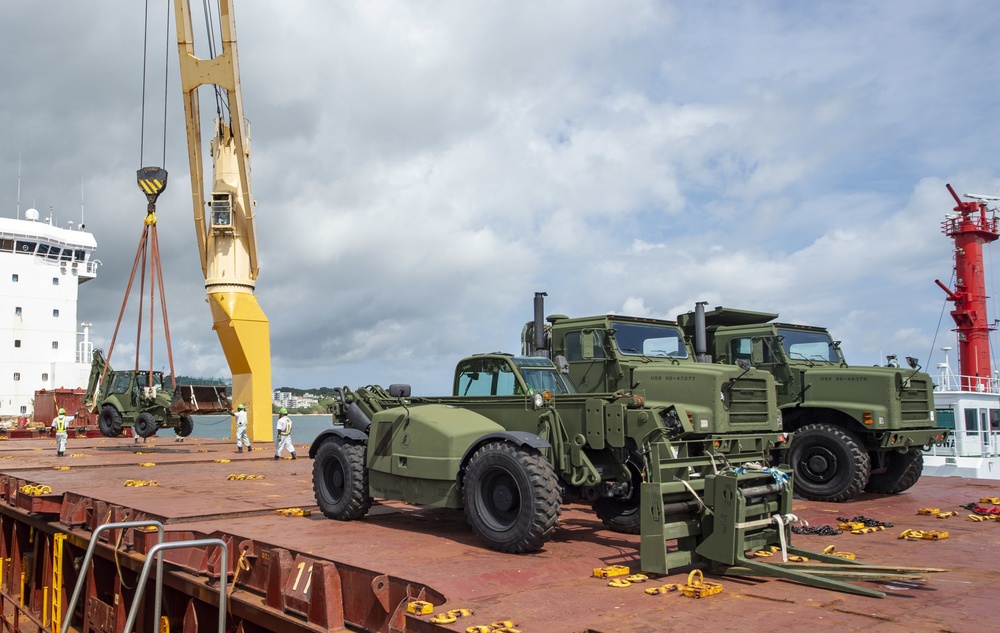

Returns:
0,434,997,632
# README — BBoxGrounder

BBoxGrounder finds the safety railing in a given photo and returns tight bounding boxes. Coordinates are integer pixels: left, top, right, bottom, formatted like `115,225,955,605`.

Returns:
61,520,165,633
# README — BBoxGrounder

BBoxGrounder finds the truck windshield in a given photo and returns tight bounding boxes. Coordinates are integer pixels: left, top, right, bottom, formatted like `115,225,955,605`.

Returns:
610,322,689,359
513,357,576,394
777,328,840,362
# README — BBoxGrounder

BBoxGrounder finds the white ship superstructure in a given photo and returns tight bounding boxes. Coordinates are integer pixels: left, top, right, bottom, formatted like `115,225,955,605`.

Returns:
923,347,1000,479
0,209,98,420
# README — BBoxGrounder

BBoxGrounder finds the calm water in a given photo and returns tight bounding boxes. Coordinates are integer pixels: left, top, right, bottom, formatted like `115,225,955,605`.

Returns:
185,413,336,447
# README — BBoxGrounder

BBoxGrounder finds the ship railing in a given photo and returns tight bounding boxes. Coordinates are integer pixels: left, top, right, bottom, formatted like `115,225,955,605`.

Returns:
931,372,1000,394
923,427,1000,458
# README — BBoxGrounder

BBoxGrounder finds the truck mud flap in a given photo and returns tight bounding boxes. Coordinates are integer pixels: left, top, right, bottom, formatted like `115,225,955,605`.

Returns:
170,385,231,414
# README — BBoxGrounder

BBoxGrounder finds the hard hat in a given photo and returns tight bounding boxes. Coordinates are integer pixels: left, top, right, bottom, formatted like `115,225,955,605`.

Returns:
237,403,245,410
279,407,288,414
58,408,66,414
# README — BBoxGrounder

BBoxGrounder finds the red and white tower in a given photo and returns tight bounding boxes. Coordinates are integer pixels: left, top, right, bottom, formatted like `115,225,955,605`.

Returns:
936,183,999,391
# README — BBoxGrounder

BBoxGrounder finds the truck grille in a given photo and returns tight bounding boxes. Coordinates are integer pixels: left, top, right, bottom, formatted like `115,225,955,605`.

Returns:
900,376,933,424
727,377,772,426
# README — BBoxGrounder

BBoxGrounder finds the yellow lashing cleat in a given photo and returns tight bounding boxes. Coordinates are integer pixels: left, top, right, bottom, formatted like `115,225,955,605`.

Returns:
899,529,949,540
406,600,433,615
607,578,631,588
917,508,941,515
645,584,680,595
822,545,856,560
626,574,649,583
839,521,865,531
681,569,722,598
850,525,885,534
593,565,630,578
979,497,1000,504
936,511,957,518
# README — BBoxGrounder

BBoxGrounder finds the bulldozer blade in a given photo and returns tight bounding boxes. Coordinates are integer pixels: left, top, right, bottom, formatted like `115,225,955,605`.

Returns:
170,385,231,414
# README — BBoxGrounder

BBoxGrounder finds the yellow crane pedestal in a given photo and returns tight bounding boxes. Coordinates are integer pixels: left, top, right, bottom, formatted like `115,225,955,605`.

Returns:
211,291,273,443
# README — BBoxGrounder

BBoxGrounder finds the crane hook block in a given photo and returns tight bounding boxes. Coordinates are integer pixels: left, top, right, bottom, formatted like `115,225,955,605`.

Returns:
137,166,169,212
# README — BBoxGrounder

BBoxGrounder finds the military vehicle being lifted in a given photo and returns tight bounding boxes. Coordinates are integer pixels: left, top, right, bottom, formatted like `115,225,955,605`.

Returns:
85,349,231,439
675,304,948,502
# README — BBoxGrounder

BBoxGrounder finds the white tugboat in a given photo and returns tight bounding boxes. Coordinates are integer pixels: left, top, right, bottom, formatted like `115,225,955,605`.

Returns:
0,207,98,423
923,185,1000,479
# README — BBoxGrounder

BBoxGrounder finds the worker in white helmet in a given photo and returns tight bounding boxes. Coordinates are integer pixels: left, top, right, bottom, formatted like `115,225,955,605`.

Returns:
274,407,296,460
230,403,252,453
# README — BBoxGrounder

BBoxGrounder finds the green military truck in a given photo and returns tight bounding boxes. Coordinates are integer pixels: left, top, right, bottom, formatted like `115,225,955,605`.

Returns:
310,352,796,579
85,349,231,439
675,304,948,502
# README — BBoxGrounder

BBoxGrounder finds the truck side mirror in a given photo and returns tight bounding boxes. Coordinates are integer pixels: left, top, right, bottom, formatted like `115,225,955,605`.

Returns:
388,384,411,398
751,341,763,365
554,355,570,375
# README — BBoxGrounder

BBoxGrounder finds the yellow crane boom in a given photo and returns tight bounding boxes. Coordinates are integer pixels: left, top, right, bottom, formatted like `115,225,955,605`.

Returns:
173,0,272,441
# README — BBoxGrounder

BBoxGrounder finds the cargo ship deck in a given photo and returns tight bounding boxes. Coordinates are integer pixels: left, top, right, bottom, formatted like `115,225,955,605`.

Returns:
0,434,995,633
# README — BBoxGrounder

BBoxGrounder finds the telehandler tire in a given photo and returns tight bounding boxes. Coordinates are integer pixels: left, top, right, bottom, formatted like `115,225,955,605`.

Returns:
865,449,922,494
313,437,371,521
134,413,158,438
175,415,194,437
463,442,560,553
788,422,870,502
98,405,123,438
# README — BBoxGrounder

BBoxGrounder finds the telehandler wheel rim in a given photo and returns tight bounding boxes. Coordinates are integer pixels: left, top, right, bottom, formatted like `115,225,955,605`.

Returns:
477,468,521,531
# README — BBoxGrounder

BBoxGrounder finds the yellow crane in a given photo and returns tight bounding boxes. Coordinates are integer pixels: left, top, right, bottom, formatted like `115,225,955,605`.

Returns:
172,0,272,441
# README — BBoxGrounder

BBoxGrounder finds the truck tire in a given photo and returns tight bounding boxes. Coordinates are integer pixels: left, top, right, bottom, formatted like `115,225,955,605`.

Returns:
593,451,643,534
98,405,123,438
865,449,922,494
313,438,371,520
134,413,158,438
463,442,560,553
788,423,870,502
175,415,194,437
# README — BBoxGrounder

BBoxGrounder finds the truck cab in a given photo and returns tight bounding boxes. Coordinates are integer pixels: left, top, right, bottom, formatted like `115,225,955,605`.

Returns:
676,305,948,502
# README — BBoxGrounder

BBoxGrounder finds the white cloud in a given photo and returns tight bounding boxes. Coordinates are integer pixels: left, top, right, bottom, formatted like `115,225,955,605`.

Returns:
3,1,1000,393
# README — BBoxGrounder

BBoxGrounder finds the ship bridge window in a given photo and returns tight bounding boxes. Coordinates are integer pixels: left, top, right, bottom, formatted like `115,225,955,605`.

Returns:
15,307,21,316
53,309,59,317
12,373,19,381
36,244,50,257
41,373,48,381
74,249,86,262
14,240,36,254
14,340,20,348
52,341,59,349
59,249,72,261
11,274,18,282
0,238,13,252
52,277,59,285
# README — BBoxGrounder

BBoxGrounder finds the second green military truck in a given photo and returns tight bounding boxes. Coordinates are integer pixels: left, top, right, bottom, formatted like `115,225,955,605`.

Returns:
676,304,948,502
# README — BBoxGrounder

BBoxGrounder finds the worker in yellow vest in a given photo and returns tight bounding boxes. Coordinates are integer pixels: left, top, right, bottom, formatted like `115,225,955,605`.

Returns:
273,408,296,460
51,408,74,457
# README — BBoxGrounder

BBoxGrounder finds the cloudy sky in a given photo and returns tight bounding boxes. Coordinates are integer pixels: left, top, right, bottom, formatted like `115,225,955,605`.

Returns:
3,1,1000,393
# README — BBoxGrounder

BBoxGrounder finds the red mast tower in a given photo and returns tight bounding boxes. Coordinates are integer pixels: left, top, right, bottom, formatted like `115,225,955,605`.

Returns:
935,183,1000,391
